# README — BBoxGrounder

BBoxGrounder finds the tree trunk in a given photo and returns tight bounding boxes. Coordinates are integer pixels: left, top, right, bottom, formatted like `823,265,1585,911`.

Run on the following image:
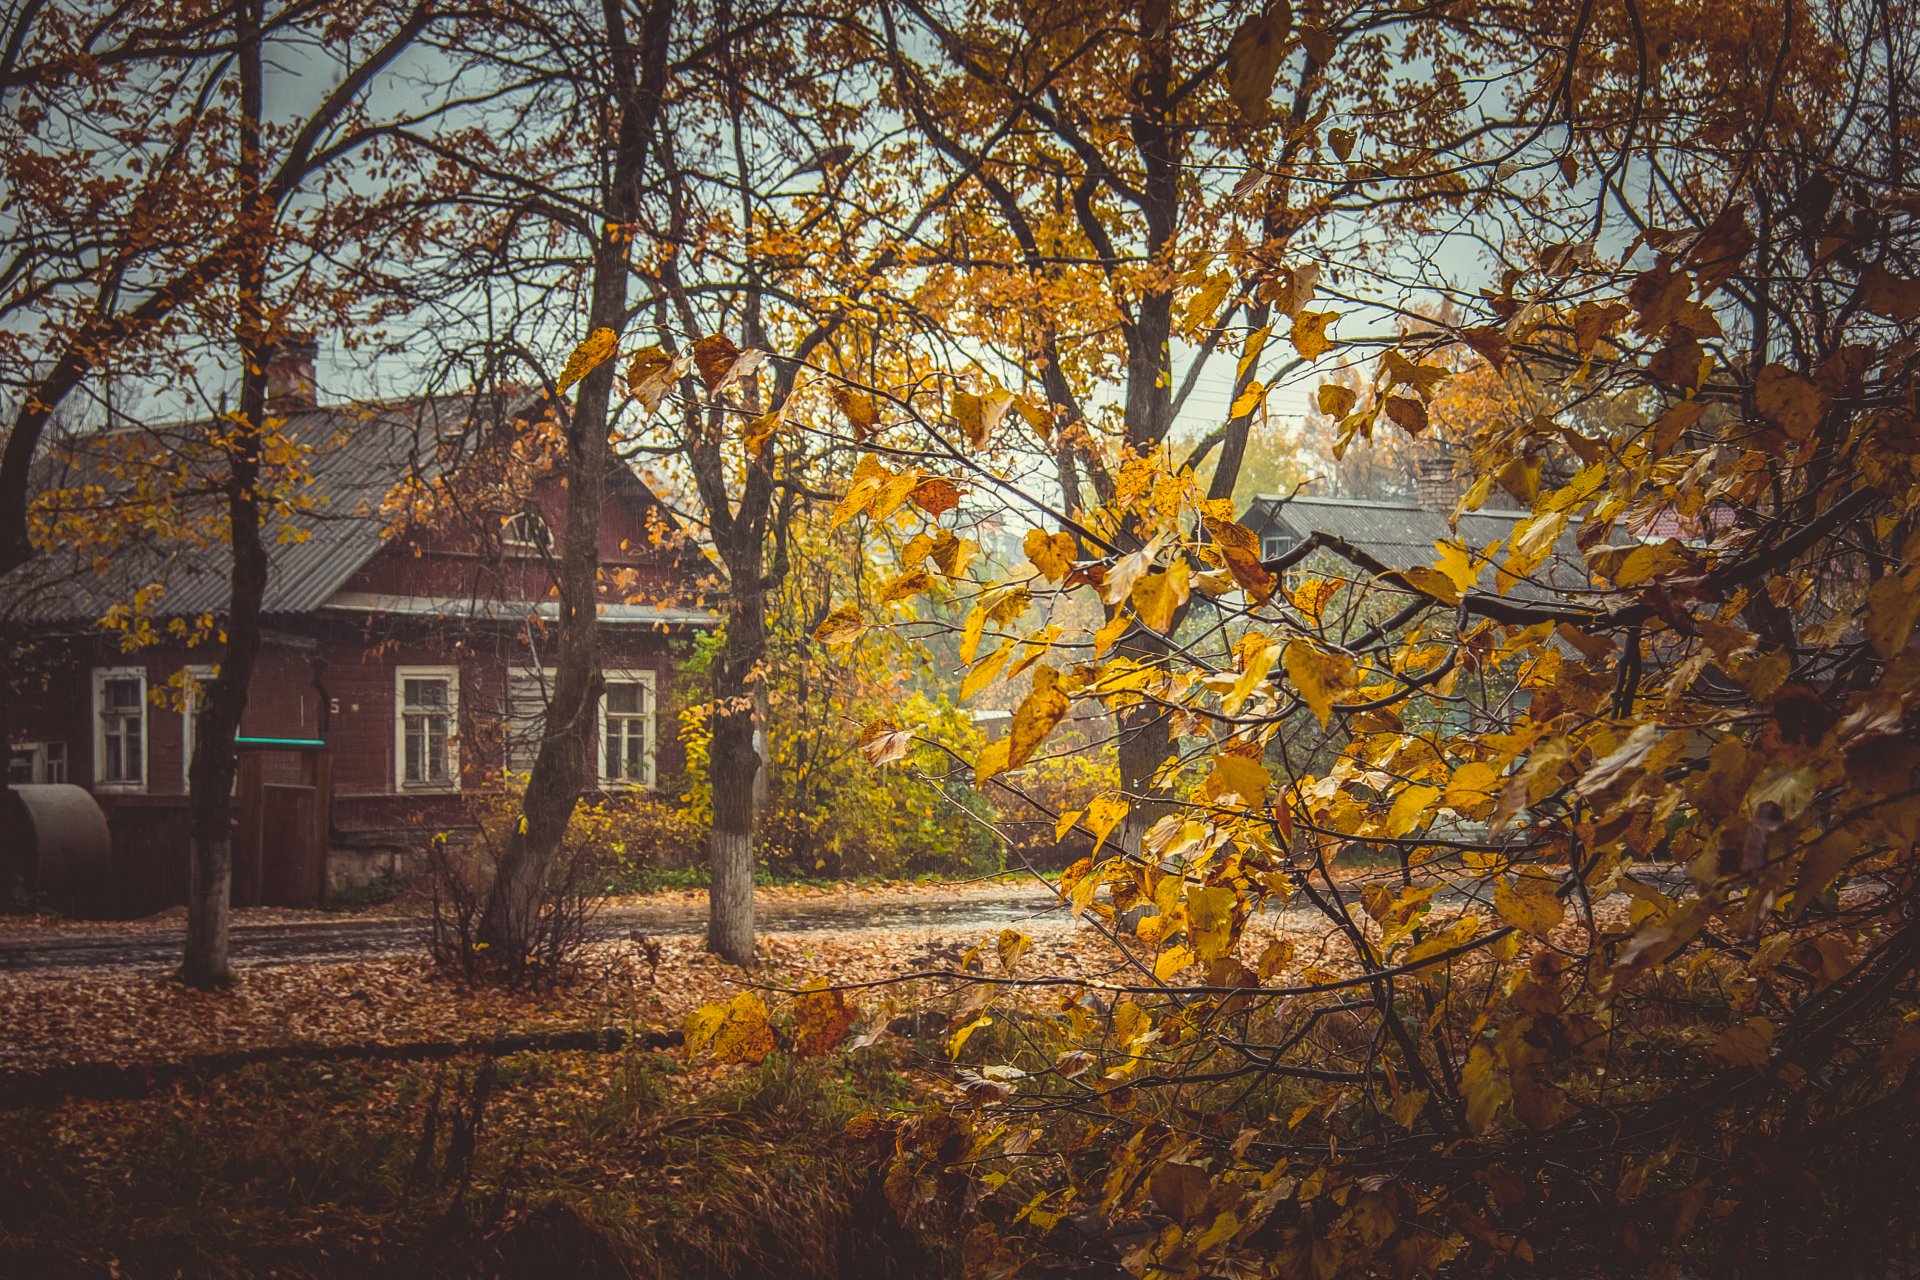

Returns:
182,0,270,990
476,0,675,955
705,582,764,964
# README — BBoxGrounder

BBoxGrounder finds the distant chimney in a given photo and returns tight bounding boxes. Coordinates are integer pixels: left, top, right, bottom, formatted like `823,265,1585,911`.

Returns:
1415,455,1459,512
265,335,319,412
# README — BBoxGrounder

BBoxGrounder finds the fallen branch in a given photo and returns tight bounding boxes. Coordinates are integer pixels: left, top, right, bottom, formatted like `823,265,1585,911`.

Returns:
0,1024,683,1110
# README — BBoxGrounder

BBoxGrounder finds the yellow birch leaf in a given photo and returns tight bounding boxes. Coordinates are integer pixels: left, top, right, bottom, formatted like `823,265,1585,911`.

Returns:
1025,529,1076,581
1093,611,1131,657
1230,381,1267,418
792,980,859,1057
1494,869,1564,938
974,737,1012,786
813,603,864,647
961,643,1011,702
557,327,618,393
1284,638,1351,727
1008,666,1070,768
1085,795,1128,856
1435,539,1478,593
949,1015,992,1059
1290,310,1338,360
1317,382,1357,418
1131,560,1191,633
1386,784,1440,838
1225,634,1279,715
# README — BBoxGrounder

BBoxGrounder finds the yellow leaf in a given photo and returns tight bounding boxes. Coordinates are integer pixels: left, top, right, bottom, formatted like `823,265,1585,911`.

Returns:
1317,382,1357,418
1866,570,1920,659
1229,380,1267,418
879,569,934,606
1754,364,1826,440
1008,665,1070,768
1187,885,1240,962
997,929,1032,973
1290,576,1341,624
1493,869,1564,938
1130,560,1191,633
1208,753,1270,806
1224,2,1292,121
949,1014,992,1059
1024,529,1076,581
974,738,1011,786
1462,1043,1507,1133
1154,944,1196,980
685,992,774,1064
1093,610,1131,657
961,643,1010,702
1224,634,1279,715
1289,310,1338,360
1386,784,1439,838
1393,565,1461,605
792,980,859,1057
1611,539,1690,588
1085,795,1128,857
1054,808,1083,841
1283,638,1351,727
813,603,864,647
1443,761,1503,814
833,386,878,437
1711,1016,1774,1068
557,327,618,393
1202,516,1276,604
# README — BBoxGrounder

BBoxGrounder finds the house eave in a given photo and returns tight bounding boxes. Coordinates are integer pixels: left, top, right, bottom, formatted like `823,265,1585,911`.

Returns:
320,591,719,626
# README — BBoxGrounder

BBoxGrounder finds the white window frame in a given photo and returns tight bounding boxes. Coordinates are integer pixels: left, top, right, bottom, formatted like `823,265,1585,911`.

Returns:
598,668,657,790
9,741,66,785
92,666,148,793
1261,533,1292,561
394,665,461,792
502,509,552,553
181,664,217,792
504,665,557,779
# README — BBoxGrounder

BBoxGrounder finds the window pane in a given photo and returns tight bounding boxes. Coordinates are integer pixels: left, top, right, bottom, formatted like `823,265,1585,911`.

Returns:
606,682,644,714
506,675,547,772
404,678,448,710
106,677,141,711
8,749,32,785
622,732,646,780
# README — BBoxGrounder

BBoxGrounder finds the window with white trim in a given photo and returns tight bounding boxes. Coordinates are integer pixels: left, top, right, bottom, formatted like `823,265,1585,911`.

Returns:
8,741,66,785
93,667,147,791
1261,533,1294,561
181,664,217,791
502,509,552,553
504,666,554,776
599,670,656,789
395,666,459,790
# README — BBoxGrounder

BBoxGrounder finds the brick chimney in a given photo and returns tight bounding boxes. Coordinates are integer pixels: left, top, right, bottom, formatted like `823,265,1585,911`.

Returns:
265,335,319,412
1415,455,1459,511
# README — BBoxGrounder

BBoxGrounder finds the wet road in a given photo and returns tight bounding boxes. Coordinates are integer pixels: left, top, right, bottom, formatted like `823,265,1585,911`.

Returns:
0,890,1079,972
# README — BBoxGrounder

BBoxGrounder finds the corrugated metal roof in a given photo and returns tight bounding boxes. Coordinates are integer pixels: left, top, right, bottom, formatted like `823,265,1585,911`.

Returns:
1243,493,1586,597
8,396,502,625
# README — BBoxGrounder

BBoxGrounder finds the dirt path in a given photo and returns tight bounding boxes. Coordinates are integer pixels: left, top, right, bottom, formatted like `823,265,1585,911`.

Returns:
0,884,1078,971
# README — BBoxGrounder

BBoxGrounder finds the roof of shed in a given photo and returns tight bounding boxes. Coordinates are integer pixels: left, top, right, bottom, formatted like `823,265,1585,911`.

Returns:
1241,493,1586,597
